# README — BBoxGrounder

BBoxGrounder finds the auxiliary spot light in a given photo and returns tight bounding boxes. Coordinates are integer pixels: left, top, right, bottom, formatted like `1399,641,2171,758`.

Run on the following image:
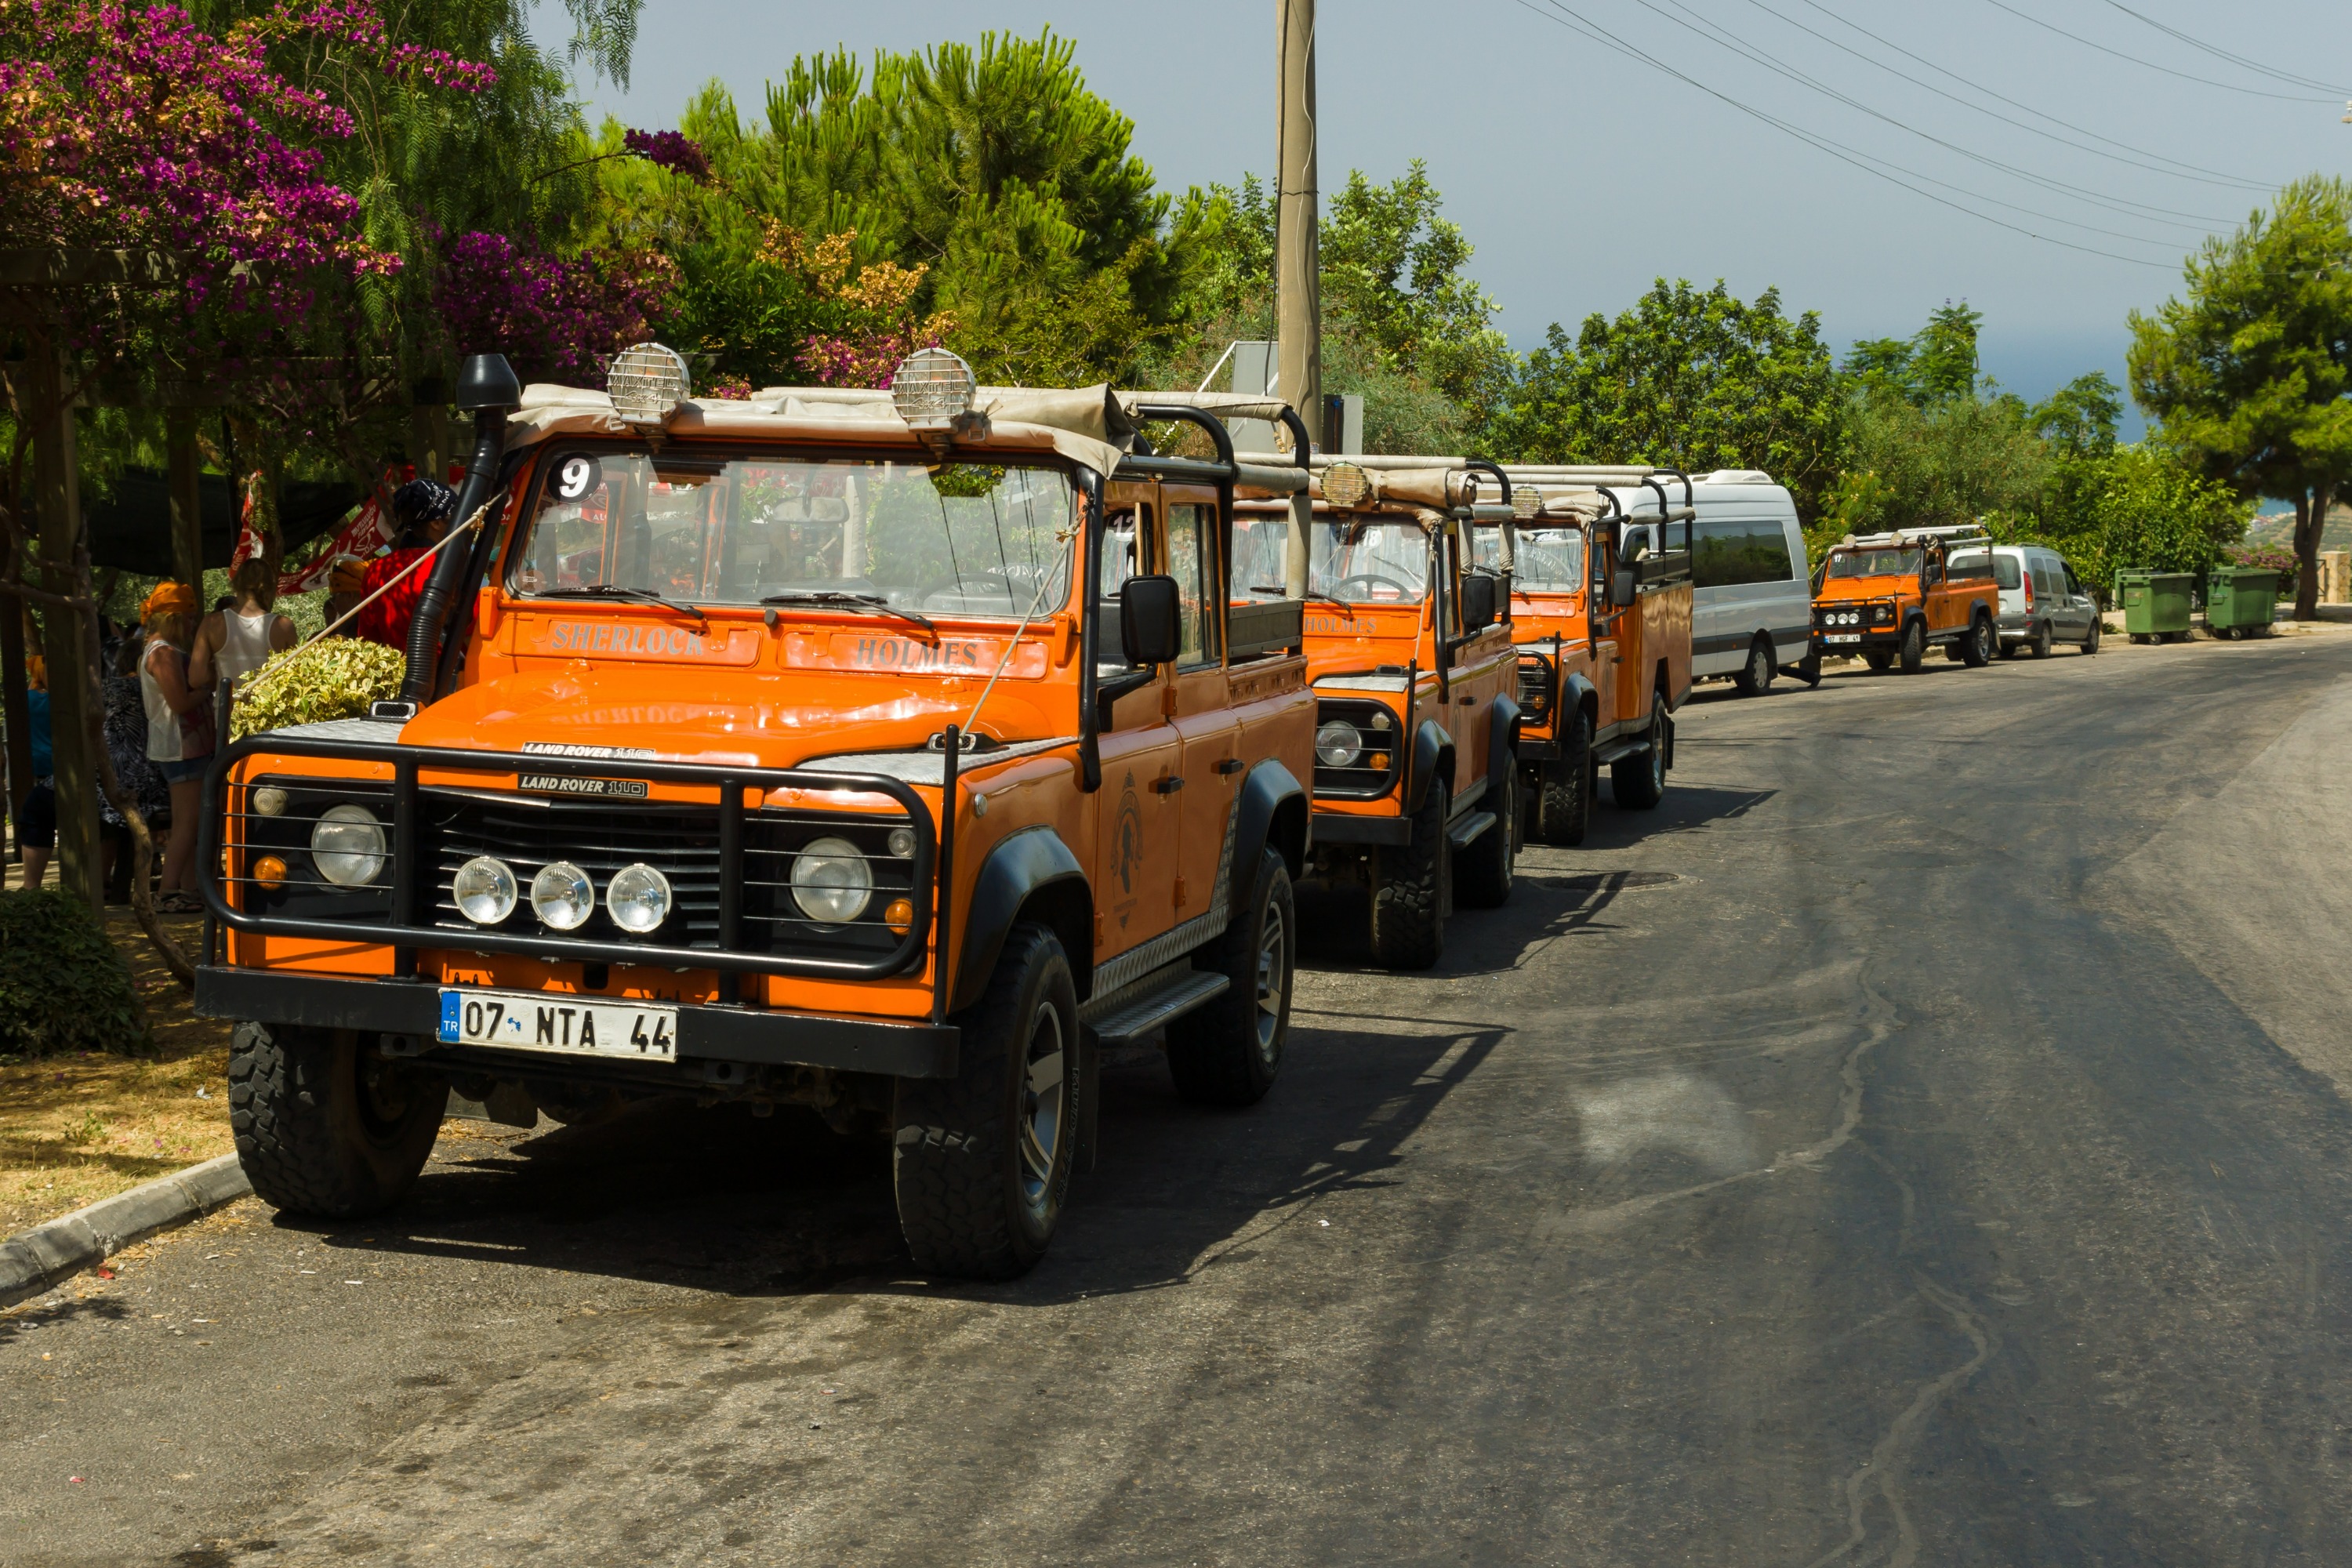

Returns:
608,342,692,424
1512,486,1543,521
1320,461,1370,508
891,348,978,430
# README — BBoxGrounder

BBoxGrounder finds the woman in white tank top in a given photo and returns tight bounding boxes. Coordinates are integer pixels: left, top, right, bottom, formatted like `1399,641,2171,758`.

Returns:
191,556,297,719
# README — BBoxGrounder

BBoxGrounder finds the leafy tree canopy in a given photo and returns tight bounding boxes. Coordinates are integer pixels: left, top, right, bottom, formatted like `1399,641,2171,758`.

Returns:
1486,279,1845,515
2129,174,2352,616
1839,301,1982,405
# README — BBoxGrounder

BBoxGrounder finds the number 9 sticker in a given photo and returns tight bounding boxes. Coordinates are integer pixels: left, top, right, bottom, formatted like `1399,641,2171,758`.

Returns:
554,454,599,501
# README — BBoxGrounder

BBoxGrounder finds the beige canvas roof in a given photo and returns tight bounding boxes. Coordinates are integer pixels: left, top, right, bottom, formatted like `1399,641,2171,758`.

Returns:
506,382,1311,489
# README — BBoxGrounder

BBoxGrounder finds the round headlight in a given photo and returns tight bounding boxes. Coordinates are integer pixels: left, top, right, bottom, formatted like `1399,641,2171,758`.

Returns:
887,826,918,859
310,804,387,887
453,857,517,924
1316,720,1364,769
530,861,593,931
791,837,873,924
607,862,673,934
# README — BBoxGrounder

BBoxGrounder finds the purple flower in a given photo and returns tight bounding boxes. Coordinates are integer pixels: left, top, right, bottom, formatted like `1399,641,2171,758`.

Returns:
622,128,712,184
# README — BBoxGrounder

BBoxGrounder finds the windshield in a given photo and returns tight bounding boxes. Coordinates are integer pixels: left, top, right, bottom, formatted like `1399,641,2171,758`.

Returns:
1232,514,1432,604
1828,546,1922,580
510,450,1076,617
1471,525,1586,593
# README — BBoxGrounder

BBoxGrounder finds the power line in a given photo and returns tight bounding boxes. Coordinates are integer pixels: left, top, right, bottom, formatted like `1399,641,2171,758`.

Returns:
1752,0,2265,201
1977,0,2340,103
2092,0,2351,96
1634,0,2268,203
1501,0,2180,269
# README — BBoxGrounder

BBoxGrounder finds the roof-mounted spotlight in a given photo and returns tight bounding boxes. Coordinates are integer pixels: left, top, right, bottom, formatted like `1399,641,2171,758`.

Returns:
1512,485,1543,521
891,348,987,452
1320,460,1370,508
608,342,692,424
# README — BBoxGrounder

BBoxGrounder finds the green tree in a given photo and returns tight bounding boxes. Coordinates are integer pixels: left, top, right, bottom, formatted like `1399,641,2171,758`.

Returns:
1486,280,1846,516
2037,442,2249,589
603,33,1214,388
2129,175,2352,619
1912,301,1984,403
1826,387,2049,543
2033,372,2122,459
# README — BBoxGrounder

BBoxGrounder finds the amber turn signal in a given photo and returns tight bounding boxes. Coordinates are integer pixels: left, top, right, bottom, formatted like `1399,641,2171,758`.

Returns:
884,898,915,935
252,855,289,891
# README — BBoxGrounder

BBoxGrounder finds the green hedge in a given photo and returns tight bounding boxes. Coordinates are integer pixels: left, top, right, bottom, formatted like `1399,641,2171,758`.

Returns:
0,891,151,1057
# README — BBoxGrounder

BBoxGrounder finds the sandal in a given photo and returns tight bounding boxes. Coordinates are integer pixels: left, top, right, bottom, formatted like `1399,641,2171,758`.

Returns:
156,892,202,914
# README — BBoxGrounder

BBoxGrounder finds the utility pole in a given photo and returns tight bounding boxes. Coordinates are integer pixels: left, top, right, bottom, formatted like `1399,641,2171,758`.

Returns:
1275,0,1321,451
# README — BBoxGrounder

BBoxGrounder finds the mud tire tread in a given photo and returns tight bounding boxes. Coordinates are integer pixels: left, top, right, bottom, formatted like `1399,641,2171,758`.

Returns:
1370,777,1450,971
1167,850,1294,1107
892,924,1076,1280
227,1022,443,1219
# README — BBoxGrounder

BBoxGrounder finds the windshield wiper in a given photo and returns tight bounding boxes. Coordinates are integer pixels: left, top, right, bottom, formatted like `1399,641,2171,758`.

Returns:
1249,583,1350,608
536,583,709,630
758,590,935,633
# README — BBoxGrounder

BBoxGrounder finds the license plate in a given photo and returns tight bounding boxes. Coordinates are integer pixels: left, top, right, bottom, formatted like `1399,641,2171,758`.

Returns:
438,989,677,1061
1824,633,1861,644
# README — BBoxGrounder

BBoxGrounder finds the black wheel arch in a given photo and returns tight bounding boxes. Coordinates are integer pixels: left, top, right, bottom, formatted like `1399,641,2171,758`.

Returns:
1407,718,1455,814
1561,670,1597,730
1236,759,1308,880
950,826,1093,1011
1485,695,1521,798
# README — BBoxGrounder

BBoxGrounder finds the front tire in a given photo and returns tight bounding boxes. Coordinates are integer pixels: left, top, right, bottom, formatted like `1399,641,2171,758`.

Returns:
1864,648,1895,673
1454,758,1517,909
1898,619,1926,673
893,923,1079,1279
227,1023,445,1219
1731,637,1775,695
1370,776,1450,971
1534,710,1592,846
1611,694,1668,811
1167,848,1294,1106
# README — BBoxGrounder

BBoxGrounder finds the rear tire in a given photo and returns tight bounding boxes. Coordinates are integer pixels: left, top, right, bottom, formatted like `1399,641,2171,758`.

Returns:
1898,619,1926,673
1534,710,1592,846
893,923,1079,1279
2082,616,2101,654
1370,776,1450,971
227,1023,445,1219
1167,848,1294,1107
2030,622,2053,658
1610,694,1668,811
1454,758,1517,909
1959,614,1992,666
1731,637,1775,695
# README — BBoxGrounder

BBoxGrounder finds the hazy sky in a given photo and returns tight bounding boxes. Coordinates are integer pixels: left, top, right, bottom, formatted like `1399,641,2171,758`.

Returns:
533,0,2350,418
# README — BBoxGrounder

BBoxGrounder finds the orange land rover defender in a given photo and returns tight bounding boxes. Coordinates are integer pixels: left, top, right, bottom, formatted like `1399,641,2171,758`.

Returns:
1468,466,1695,847
1810,526,1999,673
195,347,1319,1279
1229,458,1523,970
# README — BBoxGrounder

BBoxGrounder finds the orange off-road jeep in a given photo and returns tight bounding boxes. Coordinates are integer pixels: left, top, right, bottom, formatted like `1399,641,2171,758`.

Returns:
1810,527,1999,673
1471,466,1695,846
195,347,1319,1278
1227,458,1523,970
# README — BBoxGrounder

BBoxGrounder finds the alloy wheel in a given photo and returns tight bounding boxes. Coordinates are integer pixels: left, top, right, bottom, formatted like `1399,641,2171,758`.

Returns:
1254,898,1289,1069
1016,1005,1067,1219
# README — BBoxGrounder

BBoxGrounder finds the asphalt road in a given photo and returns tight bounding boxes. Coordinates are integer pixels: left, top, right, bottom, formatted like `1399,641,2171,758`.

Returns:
10,629,2352,1567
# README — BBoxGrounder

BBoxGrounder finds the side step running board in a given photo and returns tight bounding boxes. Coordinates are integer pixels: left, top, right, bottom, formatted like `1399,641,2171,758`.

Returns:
1081,969,1230,1045
1593,737,1647,766
1446,809,1497,850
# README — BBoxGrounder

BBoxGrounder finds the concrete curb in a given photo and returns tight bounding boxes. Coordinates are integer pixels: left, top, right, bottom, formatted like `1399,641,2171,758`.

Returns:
0,1153,252,1309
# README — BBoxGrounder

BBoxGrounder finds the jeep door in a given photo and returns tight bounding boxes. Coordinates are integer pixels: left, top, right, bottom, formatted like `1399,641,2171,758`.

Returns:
1163,487,1240,927
1093,488,1185,958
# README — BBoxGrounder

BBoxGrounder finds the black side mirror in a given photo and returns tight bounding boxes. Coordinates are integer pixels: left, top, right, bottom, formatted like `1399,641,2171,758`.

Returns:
1461,572,1497,632
1120,574,1182,666
1611,568,1637,606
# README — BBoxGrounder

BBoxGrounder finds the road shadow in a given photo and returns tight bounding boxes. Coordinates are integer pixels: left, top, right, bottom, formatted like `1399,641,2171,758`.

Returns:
267,1013,1508,1310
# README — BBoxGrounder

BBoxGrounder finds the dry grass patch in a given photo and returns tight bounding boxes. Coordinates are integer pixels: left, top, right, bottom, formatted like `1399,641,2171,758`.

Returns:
0,909,232,1236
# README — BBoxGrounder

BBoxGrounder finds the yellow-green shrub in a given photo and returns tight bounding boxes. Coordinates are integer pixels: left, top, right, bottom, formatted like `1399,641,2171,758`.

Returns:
229,638,408,740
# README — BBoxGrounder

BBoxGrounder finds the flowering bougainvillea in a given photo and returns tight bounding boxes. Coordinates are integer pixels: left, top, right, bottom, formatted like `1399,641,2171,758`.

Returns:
0,0,495,326
434,230,679,386
622,128,712,184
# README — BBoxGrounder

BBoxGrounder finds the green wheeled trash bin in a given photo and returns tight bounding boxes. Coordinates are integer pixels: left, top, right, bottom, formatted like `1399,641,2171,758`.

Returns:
2205,565,2280,640
2115,568,2194,644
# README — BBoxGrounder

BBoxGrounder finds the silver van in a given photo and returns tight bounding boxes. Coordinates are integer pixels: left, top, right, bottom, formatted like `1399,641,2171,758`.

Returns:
1947,543,2100,656
1646,471,1814,695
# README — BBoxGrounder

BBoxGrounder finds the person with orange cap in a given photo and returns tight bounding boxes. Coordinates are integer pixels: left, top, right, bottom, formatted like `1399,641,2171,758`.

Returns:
140,581,212,911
